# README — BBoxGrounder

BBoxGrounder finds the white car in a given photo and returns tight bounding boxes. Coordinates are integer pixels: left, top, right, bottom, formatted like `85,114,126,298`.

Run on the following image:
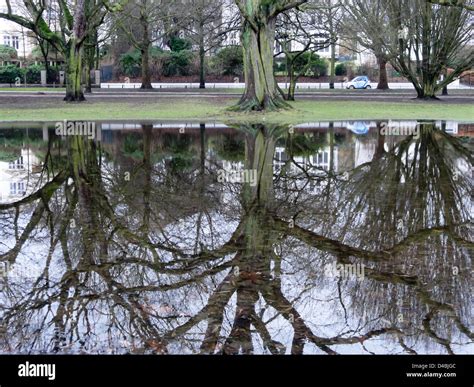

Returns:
345,76,372,89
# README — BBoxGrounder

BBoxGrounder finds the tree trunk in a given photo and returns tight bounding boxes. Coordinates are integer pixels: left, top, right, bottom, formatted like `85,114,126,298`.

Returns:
140,15,153,90
140,46,153,89
231,19,289,111
64,41,85,102
442,68,448,95
287,58,296,101
199,20,206,89
84,59,92,94
64,0,86,102
329,41,336,89
199,42,206,89
39,40,50,84
377,56,389,90
419,79,438,99
84,31,97,94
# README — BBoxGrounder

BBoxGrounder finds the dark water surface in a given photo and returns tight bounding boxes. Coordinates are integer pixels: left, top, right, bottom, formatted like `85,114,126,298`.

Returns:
0,120,472,354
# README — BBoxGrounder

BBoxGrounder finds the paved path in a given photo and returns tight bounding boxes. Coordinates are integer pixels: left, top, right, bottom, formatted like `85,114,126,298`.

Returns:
0,89,473,104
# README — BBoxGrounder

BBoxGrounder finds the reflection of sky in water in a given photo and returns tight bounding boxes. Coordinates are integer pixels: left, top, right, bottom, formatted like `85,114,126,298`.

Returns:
0,121,472,354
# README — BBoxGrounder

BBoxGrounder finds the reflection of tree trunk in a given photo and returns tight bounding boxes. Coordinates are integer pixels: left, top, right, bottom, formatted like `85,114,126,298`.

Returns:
222,126,281,354
223,287,259,354
69,136,106,263
141,124,153,234
374,122,386,160
194,124,206,253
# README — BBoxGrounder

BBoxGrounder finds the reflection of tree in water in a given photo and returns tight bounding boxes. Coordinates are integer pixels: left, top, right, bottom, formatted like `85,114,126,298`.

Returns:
0,122,472,354
297,123,473,354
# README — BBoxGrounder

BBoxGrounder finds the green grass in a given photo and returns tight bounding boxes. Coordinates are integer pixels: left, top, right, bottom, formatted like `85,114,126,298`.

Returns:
0,98,472,123
0,87,66,92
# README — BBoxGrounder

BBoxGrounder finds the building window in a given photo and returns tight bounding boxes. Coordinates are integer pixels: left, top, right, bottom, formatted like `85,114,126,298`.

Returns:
315,151,330,170
3,35,11,47
11,36,19,50
9,156,24,170
10,182,26,196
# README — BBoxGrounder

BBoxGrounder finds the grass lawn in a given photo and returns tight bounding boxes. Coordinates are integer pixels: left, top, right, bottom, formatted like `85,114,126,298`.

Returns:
0,98,472,123
0,87,66,92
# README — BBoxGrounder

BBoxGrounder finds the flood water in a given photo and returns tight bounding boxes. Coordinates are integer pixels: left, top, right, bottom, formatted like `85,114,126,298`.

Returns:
0,120,472,354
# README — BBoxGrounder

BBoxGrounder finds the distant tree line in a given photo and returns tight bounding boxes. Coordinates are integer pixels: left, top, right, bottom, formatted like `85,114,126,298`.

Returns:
0,0,471,108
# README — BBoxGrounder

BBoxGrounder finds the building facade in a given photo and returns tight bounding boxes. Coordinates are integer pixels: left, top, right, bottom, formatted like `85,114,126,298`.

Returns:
0,0,37,59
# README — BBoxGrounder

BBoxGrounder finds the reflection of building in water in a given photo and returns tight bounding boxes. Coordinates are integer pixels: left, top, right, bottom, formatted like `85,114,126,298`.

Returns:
354,138,377,168
274,146,337,172
0,148,41,203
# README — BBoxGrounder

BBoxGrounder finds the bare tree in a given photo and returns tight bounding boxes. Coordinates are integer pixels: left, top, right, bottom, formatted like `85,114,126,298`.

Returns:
113,0,173,89
0,0,119,101
311,0,345,89
342,0,391,89
276,9,331,100
381,0,473,98
176,0,239,89
231,0,308,112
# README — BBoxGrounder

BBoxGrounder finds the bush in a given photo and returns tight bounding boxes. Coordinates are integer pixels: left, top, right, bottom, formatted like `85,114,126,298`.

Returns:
0,44,18,61
213,46,243,77
163,50,194,77
25,64,43,84
119,47,194,78
47,66,61,84
0,65,22,84
168,36,192,52
292,52,327,78
119,49,141,77
335,63,348,76
120,50,140,77
274,60,286,74
0,64,62,84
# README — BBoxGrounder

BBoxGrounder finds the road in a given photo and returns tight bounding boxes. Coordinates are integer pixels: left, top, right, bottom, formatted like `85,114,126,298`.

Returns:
0,88,473,105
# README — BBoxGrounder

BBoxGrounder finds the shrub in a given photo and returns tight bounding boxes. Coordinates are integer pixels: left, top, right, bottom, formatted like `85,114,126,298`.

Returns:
0,65,23,84
214,46,243,77
168,36,192,52
119,47,194,78
292,52,327,78
119,49,141,77
25,64,43,84
47,66,61,84
0,44,18,61
162,50,194,76
335,63,348,76
274,60,286,74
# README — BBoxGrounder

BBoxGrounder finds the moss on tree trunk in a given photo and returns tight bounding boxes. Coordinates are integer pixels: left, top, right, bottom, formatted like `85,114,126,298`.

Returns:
231,19,289,112
64,42,85,102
